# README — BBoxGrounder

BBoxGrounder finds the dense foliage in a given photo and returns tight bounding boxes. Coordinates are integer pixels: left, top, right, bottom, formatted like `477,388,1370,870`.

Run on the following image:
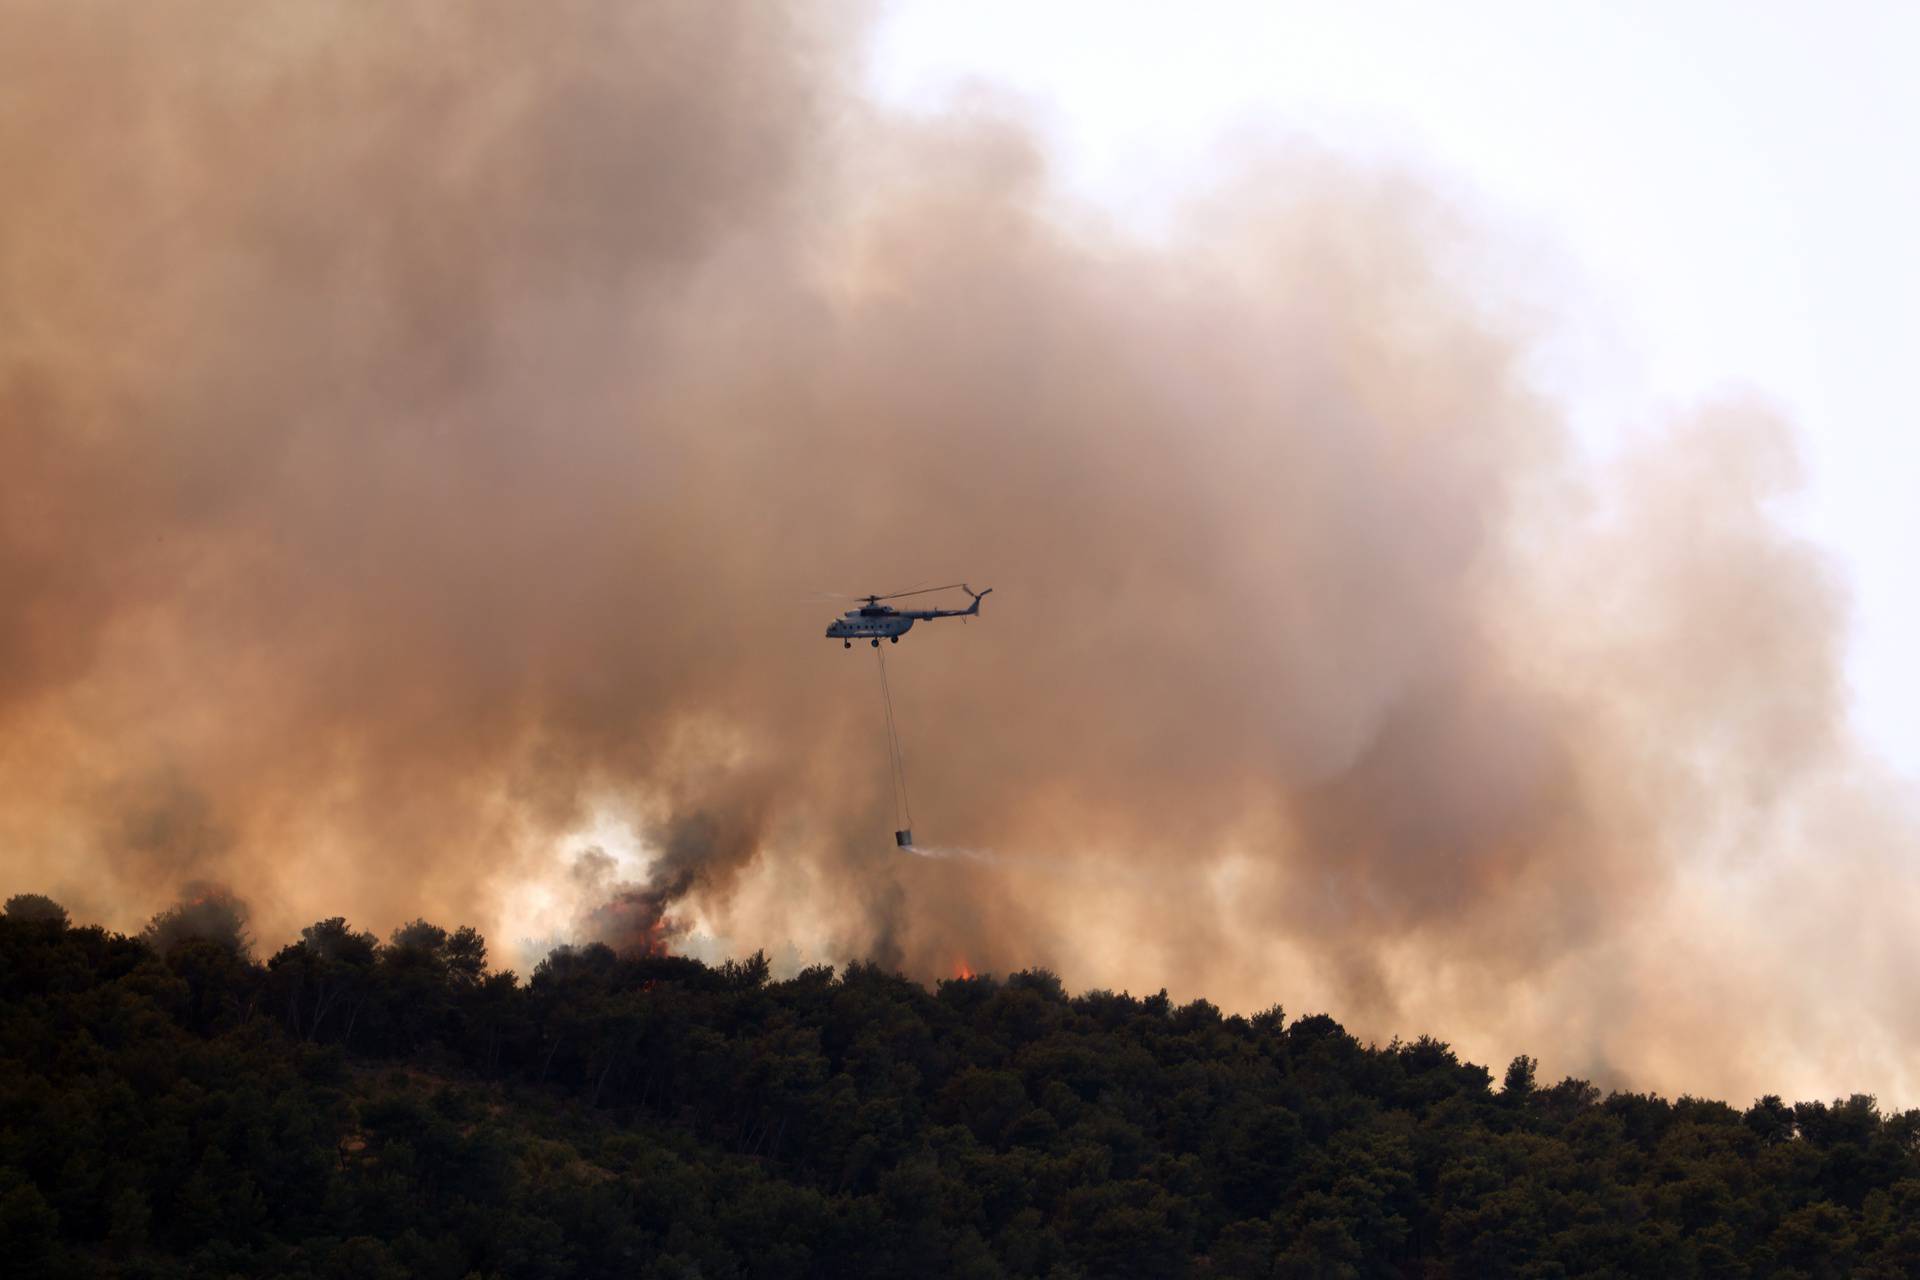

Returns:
3,896,1917,1278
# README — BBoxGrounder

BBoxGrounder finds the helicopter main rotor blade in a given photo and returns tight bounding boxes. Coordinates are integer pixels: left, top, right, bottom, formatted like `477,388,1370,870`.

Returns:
873,582,966,602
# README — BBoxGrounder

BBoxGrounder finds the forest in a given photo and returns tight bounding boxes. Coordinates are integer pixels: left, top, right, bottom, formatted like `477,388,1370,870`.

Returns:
2,891,1916,1278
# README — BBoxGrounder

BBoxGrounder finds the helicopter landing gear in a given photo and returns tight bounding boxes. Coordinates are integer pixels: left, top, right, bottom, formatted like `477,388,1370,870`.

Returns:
889,635,899,644
871,638,880,648
843,640,851,649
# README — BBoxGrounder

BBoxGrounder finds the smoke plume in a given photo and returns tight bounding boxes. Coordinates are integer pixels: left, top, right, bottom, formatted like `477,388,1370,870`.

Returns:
3,1,1915,1103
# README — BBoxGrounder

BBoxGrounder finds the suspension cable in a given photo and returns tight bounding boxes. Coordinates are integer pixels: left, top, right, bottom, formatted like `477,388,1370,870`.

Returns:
875,646,912,831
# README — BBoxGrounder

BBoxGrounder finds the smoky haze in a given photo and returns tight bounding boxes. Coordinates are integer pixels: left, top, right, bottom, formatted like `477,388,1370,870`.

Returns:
3,1,1915,1104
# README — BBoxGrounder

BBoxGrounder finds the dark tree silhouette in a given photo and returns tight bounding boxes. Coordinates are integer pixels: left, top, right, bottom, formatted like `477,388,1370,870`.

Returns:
3,893,68,926
3,897,1917,1278
140,881,251,957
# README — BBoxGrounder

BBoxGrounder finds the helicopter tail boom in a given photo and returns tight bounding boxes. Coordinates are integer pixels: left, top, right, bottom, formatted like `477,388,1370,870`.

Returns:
903,586,991,620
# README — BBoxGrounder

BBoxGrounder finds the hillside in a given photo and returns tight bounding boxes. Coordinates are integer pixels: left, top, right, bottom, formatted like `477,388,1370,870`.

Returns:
2,897,1915,1278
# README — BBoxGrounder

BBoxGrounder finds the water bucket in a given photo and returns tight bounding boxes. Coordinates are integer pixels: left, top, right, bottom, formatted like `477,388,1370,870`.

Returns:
894,829,914,848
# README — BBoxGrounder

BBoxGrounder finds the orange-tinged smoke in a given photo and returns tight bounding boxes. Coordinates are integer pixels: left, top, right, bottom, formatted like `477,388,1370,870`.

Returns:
2,1,1916,1105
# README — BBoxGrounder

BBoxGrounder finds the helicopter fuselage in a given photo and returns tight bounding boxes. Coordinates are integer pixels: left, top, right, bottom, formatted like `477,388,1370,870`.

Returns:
826,607,915,643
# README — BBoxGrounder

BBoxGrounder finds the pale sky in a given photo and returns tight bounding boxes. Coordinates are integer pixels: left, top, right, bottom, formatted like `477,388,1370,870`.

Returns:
869,0,1920,775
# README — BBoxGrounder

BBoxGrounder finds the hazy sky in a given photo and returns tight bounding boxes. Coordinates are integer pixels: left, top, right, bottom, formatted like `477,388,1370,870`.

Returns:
870,0,1920,775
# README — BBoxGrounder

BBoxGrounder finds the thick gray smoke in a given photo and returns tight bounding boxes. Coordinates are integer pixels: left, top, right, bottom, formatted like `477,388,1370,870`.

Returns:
2,1,1915,1103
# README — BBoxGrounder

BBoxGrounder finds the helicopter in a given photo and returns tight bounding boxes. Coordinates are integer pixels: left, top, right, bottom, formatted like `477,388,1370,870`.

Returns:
826,583,992,647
